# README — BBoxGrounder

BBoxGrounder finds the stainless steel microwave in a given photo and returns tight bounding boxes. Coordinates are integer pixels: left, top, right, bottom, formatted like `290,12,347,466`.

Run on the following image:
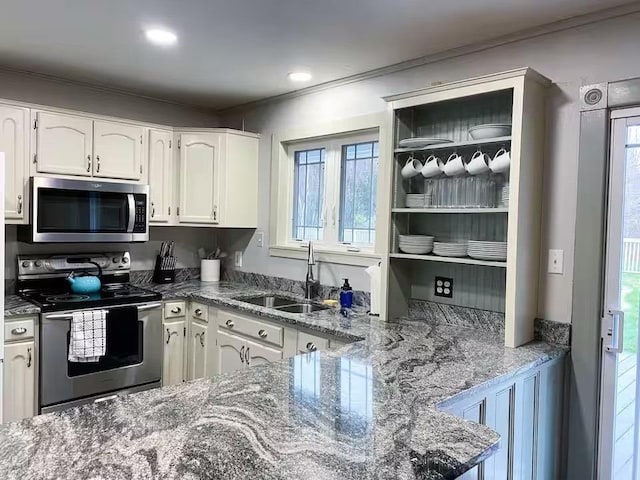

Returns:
19,177,149,243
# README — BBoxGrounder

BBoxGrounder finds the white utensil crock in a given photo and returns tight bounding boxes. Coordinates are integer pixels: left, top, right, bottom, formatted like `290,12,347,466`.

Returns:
201,259,221,282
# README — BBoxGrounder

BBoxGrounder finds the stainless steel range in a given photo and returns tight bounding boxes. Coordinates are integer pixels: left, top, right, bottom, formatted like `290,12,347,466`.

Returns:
17,252,163,414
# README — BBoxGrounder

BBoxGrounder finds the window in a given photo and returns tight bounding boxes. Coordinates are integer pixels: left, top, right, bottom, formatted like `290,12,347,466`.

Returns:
289,133,379,249
270,113,385,266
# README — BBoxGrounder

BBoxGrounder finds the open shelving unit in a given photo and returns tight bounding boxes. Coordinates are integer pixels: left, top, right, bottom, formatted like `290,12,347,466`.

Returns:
380,68,550,348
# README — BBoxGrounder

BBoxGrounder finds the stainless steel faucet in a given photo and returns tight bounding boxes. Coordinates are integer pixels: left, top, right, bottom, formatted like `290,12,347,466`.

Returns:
305,241,319,300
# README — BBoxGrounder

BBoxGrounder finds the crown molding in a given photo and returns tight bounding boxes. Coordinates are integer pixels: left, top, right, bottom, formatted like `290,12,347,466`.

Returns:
217,1,640,115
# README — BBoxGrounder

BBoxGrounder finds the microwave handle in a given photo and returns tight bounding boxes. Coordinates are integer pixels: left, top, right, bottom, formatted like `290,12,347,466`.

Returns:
127,194,135,233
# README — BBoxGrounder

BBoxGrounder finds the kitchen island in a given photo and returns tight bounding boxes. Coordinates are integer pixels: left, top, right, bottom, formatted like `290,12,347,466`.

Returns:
0,281,567,479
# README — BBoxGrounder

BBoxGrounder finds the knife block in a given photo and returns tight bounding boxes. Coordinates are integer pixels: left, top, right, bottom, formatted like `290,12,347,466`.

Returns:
153,255,176,284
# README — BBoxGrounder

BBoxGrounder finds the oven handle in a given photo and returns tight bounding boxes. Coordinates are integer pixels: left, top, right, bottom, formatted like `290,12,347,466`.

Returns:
127,193,135,233
46,303,162,320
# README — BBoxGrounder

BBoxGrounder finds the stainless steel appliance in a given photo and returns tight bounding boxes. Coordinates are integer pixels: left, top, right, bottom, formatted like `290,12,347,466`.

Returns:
17,252,162,413
19,177,149,243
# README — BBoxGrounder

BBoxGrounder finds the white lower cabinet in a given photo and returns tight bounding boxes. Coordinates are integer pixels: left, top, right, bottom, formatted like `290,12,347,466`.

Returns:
216,329,247,375
297,331,330,355
246,339,283,366
162,319,185,386
3,316,38,423
187,321,214,380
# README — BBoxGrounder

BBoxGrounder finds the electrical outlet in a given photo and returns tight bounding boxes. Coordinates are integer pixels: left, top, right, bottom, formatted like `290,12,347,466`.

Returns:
548,249,564,274
257,231,264,248
234,251,243,268
434,277,453,298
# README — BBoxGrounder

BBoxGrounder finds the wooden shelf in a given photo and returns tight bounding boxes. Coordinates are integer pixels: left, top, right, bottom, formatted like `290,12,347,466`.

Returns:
392,207,508,214
394,136,511,154
389,252,507,268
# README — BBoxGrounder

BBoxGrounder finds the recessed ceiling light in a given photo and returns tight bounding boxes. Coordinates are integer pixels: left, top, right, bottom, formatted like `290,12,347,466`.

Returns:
145,28,178,46
288,72,312,82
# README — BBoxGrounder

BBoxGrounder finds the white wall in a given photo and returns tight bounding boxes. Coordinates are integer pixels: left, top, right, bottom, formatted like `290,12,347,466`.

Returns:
220,11,640,324
0,68,219,126
5,226,218,280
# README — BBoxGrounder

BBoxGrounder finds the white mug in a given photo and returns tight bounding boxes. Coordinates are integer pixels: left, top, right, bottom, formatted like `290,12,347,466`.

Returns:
443,153,466,176
490,148,511,173
421,155,444,178
466,151,491,175
401,156,423,179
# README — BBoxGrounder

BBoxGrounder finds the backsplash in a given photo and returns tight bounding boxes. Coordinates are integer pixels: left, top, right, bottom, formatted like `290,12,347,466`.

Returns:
408,299,506,333
130,268,201,284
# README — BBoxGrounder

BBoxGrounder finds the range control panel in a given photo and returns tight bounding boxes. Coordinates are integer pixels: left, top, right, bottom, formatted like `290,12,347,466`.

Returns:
18,252,131,277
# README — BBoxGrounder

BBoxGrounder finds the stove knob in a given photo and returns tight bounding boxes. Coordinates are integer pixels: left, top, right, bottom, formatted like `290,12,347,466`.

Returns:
122,257,129,264
34,261,42,268
112,257,119,264
21,261,31,268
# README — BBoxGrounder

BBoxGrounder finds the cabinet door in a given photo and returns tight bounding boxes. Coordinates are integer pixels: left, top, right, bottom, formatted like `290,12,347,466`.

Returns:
0,105,29,221
148,129,173,223
216,329,246,375
162,320,185,386
246,339,283,367
3,341,35,423
35,111,92,176
187,322,213,381
93,120,143,180
178,133,219,224
460,399,486,480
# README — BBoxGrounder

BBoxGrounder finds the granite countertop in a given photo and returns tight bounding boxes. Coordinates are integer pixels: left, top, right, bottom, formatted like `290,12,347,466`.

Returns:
4,294,41,317
0,280,568,480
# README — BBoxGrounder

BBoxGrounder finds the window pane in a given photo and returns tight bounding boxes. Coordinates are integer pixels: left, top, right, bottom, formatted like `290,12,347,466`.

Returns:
292,148,325,241
339,141,378,245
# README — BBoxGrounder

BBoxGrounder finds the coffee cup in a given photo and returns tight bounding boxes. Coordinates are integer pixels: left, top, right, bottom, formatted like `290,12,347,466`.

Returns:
490,148,511,173
466,151,491,175
443,153,466,176
420,155,444,178
401,156,423,179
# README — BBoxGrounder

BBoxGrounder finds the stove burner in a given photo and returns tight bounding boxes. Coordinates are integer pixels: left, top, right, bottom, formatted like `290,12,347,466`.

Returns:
45,294,91,302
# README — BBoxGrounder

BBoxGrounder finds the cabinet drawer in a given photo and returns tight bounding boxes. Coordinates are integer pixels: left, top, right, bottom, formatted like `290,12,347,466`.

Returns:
218,310,283,347
189,302,209,323
164,301,186,319
4,318,35,342
297,331,329,354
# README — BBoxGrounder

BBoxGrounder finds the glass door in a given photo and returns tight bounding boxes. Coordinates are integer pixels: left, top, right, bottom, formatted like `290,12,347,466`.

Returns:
599,112,640,479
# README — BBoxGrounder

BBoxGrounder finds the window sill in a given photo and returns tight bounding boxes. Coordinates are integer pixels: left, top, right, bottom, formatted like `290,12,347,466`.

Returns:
269,245,381,267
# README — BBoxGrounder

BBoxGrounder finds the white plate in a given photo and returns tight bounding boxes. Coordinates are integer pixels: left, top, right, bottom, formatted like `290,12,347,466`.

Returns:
468,253,507,261
399,245,433,255
398,137,453,149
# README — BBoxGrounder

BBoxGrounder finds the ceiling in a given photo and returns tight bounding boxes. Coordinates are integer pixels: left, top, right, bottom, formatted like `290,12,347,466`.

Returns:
0,0,631,110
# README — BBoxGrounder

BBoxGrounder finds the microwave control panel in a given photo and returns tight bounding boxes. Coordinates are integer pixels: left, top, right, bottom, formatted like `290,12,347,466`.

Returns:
133,195,147,233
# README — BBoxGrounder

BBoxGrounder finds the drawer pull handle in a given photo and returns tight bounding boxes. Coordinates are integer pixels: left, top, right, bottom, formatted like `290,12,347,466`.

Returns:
258,329,267,338
240,345,245,363
11,327,28,335
195,308,203,316
226,319,235,328
170,306,182,314
306,342,317,352
17,195,22,215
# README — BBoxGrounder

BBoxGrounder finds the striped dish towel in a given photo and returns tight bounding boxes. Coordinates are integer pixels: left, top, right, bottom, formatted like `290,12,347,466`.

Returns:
68,310,107,363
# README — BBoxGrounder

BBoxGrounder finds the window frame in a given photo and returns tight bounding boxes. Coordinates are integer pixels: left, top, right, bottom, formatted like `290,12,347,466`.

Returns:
270,113,388,267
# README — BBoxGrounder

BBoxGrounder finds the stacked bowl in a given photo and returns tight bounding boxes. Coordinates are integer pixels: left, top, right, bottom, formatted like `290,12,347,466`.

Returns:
468,241,508,261
398,235,434,254
405,193,431,208
432,241,468,257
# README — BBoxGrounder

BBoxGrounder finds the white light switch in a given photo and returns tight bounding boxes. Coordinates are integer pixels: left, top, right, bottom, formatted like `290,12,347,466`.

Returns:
234,251,243,268
257,232,264,248
548,249,564,274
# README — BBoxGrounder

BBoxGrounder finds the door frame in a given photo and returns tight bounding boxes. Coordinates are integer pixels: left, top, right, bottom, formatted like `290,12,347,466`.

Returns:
570,79,640,479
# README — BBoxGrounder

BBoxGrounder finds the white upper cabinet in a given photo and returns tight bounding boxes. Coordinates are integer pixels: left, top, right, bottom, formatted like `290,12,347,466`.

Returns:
0,105,29,222
93,120,143,180
178,133,219,224
35,111,93,176
148,129,173,223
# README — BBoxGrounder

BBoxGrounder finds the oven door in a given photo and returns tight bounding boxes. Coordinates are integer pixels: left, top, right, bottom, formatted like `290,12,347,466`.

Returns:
39,303,162,410
28,177,148,242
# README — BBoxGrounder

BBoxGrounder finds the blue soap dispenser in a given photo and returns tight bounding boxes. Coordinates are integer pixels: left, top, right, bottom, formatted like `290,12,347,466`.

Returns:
339,278,353,309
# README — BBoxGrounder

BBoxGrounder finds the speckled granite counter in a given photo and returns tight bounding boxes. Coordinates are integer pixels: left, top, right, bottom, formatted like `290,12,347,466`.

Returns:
0,280,567,480
4,294,40,317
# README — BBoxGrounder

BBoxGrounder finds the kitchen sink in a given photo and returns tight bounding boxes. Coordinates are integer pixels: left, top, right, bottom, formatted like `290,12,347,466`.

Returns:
273,303,330,314
237,295,299,308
